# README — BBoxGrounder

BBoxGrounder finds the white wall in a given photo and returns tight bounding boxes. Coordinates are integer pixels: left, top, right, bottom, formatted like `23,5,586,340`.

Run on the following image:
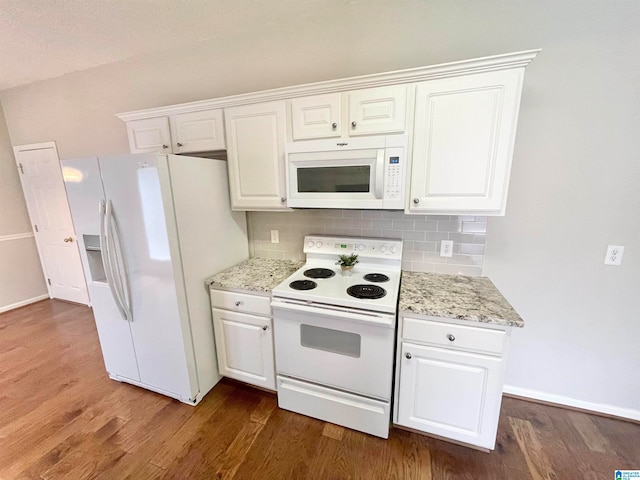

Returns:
0,1,638,414
0,104,47,311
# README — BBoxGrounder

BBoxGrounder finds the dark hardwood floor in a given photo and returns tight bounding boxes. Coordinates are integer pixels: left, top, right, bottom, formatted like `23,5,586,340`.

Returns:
0,299,637,479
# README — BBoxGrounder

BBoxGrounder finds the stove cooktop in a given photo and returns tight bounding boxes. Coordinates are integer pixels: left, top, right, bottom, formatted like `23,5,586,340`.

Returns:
272,263,401,314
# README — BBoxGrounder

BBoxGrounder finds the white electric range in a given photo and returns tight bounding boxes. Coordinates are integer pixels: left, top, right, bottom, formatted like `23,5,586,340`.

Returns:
271,235,403,438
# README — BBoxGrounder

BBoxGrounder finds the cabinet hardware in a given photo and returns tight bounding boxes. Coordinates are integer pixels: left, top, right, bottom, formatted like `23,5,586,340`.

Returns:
176,142,183,147
262,325,268,331
405,352,412,359
332,123,337,129
234,301,242,306
447,334,456,342
162,144,169,149
280,197,286,203
351,121,357,128
413,198,420,204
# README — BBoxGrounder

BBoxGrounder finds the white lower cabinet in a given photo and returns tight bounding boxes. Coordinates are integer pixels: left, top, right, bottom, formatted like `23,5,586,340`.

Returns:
395,315,510,450
210,290,276,390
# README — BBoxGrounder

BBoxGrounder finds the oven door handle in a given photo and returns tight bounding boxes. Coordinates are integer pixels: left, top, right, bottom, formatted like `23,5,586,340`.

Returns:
374,148,384,199
271,298,395,328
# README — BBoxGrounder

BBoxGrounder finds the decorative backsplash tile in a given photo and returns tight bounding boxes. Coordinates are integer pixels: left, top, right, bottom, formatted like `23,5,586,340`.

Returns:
247,210,487,276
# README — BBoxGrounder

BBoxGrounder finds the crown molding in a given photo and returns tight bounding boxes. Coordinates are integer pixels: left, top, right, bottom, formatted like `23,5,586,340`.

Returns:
116,49,540,122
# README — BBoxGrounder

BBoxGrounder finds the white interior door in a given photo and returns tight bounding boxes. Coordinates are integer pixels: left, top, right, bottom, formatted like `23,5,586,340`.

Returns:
13,142,89,305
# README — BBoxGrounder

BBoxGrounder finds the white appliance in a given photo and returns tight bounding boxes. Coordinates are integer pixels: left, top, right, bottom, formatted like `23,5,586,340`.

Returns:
62,153,249,404
271,235,403,438
285,135,407,209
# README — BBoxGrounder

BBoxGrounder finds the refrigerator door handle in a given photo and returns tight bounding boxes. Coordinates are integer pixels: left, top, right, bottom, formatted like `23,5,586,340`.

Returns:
107,201,133,322
100,200,128,321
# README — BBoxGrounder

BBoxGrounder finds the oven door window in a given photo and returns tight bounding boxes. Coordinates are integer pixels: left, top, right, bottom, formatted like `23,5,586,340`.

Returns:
297,165,370,193
300,324,361,358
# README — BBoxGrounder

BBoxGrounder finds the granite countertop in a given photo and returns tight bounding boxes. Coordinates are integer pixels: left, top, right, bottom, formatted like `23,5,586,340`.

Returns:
399,271,524,328
206,257,304,294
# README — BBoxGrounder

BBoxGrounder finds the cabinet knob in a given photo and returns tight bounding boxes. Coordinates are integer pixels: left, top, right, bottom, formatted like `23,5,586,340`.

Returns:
63,236,73,243
413,198,420,204
176,142,183,147
405,352,412,359
332,122,338,129
262,325,268,331
280,197,286,203
351,121,357,128
162,144,169,149
234,301,242,307
447,334,456,342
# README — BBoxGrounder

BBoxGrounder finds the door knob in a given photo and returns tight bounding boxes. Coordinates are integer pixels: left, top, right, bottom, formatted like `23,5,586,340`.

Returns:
63,237,73,243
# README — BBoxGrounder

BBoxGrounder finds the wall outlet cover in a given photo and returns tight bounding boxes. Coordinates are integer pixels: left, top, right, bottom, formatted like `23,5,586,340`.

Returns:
270,229,280,244
440,240,453,257
604,245,624,265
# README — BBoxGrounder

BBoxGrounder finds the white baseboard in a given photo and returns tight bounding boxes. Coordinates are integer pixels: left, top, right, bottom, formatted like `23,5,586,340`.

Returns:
0,294,50,314
503,384,640,422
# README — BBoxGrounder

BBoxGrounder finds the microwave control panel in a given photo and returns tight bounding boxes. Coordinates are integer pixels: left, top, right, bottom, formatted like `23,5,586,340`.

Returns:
383,146,405,209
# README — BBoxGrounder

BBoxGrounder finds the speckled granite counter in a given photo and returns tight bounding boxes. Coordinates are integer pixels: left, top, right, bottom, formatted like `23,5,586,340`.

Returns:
399,271,523,328
205,257,303,294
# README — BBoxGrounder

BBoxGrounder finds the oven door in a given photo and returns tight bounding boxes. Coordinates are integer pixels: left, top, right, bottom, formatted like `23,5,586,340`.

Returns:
272,300,395,400
287,148,385,208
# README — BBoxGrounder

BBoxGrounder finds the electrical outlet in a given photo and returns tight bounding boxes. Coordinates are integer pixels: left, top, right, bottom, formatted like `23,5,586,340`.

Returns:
604,245,624,265
270,230,279,244
440,240,453,258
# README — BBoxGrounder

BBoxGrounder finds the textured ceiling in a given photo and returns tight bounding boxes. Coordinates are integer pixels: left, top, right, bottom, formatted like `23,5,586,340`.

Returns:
0,0,346,91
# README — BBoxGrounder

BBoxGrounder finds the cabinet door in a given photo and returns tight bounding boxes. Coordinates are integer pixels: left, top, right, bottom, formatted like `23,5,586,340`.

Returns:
348,85,407,136
170,109,225,153
224,102,289,210
290,93,341,140
126,117,173,154
397,342,503,449
212,308,275,390
409,69,524,215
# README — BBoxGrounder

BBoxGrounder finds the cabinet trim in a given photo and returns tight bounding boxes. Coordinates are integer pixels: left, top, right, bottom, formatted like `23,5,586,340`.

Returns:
116,50,540,122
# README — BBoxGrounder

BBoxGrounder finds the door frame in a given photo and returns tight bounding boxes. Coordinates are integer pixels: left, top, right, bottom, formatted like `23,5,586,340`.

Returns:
13,141,90,305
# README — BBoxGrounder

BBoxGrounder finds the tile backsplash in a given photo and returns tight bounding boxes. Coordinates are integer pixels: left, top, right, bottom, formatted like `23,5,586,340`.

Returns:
248,210,487,276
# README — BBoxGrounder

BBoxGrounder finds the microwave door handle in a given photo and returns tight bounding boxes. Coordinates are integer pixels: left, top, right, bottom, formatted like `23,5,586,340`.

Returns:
374,149,384,199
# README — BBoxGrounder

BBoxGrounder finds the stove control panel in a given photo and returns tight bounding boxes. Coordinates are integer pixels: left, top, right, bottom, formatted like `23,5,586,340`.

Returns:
303,235,403,260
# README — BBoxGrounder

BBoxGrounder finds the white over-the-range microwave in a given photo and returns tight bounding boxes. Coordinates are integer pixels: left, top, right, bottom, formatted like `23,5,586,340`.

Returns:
285,134,407,209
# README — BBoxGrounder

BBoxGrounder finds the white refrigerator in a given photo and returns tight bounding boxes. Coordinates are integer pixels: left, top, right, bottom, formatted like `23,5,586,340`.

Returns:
62,153,249,404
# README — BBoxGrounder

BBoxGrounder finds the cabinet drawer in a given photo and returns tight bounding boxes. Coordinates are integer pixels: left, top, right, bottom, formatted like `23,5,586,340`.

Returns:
277,375,390,439
402,317,505,355
210,289,271,316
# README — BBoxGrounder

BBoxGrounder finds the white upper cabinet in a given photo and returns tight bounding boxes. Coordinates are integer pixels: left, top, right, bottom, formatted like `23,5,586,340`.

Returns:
289,85,407,141
126,109,225,154
347,85,407,136
170,110,226,153
127,117,172,154
224,101,289,211
408,69,525,215
290,93,341,140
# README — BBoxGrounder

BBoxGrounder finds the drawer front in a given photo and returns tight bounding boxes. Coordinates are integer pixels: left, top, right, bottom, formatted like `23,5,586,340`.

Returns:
402,317,506,355
277,375,391,439
210,289,271,316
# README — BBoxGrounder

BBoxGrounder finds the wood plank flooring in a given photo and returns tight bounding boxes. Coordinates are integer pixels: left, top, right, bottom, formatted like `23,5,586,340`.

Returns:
1,299,638,479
